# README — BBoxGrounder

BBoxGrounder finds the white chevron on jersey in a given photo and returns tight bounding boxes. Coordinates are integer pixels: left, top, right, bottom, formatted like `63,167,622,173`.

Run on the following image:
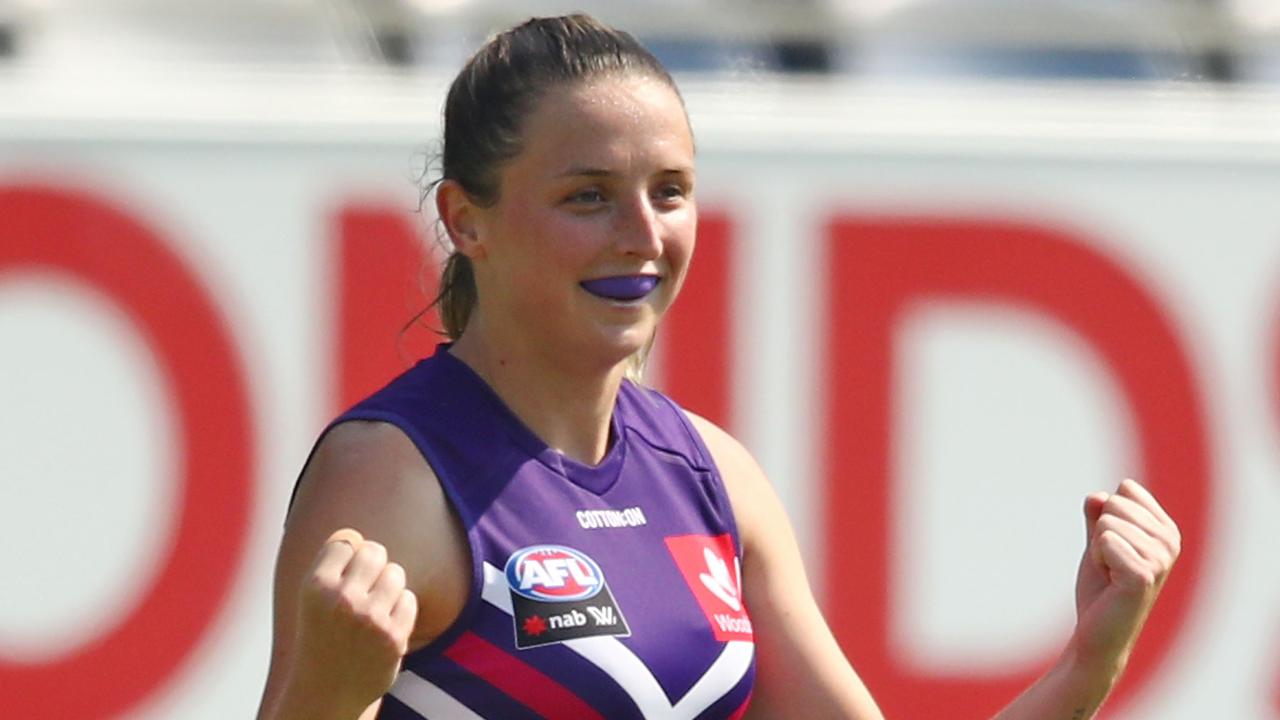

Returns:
481,562,753,720
388,668,485,719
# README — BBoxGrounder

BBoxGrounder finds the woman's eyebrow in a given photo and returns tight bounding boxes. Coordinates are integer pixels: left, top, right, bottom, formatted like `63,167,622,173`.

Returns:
556,165,694,179
556,166,613,179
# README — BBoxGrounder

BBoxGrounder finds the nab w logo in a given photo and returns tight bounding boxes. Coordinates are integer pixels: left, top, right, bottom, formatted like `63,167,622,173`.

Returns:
504,545,604,602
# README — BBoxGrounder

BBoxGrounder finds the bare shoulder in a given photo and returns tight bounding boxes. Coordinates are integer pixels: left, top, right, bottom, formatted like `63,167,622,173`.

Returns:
683,411,763,478
288,420,447,556
293,419,436,511
681,411,771,548
282,420,471,647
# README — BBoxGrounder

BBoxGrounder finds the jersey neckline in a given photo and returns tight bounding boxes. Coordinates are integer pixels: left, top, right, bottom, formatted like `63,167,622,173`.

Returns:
431,344,627,496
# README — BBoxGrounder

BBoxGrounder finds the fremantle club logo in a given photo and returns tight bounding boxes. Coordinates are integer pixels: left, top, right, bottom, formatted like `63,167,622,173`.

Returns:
504,545,630,649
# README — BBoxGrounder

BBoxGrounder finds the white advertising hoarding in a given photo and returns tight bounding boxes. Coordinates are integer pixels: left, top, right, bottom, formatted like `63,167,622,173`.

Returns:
1,72,1278,718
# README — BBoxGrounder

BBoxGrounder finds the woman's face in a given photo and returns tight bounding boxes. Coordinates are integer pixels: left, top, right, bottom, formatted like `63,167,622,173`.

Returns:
467,74,696,371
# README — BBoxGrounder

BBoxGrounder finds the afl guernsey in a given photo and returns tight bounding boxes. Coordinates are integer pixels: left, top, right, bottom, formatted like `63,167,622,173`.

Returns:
324,345,756,719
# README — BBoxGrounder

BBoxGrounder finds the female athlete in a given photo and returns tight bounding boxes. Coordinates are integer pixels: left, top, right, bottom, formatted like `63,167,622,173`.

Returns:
256,14,1181,720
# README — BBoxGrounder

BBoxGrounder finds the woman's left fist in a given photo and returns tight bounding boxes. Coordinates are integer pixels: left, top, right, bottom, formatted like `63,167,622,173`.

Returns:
1072,479,1181,671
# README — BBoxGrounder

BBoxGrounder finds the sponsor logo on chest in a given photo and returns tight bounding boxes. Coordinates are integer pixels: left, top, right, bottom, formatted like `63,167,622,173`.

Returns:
503,545,631,649
664,534,754,642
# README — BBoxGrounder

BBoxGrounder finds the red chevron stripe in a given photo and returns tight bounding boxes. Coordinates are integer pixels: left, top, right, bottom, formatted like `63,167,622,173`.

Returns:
444,631,605,720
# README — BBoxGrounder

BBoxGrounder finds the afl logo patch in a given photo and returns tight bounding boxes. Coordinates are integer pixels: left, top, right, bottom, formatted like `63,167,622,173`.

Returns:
505,545,604,602
502,544,630,649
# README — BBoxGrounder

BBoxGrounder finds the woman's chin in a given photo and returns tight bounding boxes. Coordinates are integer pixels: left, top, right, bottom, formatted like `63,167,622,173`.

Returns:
583,324,655,367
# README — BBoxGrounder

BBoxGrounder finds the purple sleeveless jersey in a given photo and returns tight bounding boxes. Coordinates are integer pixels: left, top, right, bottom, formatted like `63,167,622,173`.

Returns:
322,345,756,719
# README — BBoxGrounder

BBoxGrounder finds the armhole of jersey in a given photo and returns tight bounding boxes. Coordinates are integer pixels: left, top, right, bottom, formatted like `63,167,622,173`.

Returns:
288,408,487,658
648,390,748,557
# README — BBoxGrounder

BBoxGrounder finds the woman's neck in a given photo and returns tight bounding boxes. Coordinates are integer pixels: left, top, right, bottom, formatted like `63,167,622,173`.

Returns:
447,330,626,466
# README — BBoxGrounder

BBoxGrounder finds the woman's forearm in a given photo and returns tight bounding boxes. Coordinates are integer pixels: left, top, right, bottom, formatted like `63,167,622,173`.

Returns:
990,644,1123,720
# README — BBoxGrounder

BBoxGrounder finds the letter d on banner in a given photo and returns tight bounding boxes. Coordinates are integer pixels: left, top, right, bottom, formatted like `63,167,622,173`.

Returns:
0,185,254,719
822,217,1209,718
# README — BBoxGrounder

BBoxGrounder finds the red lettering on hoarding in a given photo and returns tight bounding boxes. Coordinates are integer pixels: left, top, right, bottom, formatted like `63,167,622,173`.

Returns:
0,185,254,719
823,217,1210,718
656,212,733,429
336,205,439,410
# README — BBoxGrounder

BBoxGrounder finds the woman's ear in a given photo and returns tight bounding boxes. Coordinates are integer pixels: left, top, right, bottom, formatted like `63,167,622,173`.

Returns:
435,179,487,260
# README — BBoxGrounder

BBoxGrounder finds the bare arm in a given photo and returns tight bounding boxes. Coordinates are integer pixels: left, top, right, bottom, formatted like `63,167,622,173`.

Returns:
257,421,471,720
687,413,1179,720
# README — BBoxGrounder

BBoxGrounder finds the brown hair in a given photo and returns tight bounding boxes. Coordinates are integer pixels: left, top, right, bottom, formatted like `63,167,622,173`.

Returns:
426,14,682,380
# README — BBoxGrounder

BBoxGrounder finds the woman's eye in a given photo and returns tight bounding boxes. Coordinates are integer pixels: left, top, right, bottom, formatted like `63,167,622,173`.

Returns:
654,184,687,203
568,189,605,204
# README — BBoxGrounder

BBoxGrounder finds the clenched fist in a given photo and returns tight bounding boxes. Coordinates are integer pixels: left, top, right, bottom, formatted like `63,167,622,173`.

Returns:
1072,479,1181,674
293,529,419,713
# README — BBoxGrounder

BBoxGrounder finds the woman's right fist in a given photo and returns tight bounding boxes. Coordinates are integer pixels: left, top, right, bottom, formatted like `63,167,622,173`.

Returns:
293,529,419,707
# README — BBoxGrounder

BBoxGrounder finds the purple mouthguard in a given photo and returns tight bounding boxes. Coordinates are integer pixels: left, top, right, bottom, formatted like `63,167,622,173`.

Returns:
579,275,660,301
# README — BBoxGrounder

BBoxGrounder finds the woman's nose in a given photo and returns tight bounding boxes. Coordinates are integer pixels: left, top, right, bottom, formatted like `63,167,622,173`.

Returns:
615,195,663,258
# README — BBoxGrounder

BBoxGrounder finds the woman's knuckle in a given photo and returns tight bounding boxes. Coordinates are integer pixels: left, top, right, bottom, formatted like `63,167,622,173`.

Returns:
363,541,388,563
336,585,365,612
385,562,407,584
1137,566,1158,588
302,572,339,601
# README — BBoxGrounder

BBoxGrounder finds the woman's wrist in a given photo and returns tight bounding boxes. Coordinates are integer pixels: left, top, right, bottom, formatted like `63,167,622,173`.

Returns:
991,642,1126,720
267,666,373,720
1063,625,1131,692
1046,641,1127,719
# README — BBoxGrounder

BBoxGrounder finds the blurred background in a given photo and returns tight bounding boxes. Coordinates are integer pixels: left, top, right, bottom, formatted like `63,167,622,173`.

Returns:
2,1,1279,718
4,0,1280,79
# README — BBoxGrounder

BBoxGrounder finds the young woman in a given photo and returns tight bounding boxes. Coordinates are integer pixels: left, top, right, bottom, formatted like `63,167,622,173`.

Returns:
257,14,1181,720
